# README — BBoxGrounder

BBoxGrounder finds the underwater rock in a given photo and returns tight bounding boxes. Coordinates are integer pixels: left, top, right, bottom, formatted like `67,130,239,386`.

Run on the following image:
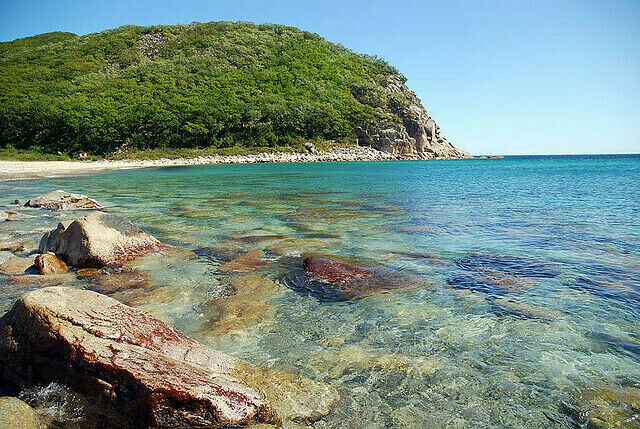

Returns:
76,267,153,295
0,396,42,429
194,245,248,262
219,249,272,274
0,210,34,222
563,386,640,428
0,287,336,427
35,252,68,275
283,255,421,302
39,211,165,267
455,253,560,278
0,254,37,275
25,190,102,210
204,275,283,333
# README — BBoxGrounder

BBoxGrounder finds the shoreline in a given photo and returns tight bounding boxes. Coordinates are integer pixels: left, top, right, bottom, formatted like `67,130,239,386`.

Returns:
0,146,468,180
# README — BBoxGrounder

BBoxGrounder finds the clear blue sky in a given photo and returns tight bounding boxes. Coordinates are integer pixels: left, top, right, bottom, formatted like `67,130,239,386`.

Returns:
1,0,639,155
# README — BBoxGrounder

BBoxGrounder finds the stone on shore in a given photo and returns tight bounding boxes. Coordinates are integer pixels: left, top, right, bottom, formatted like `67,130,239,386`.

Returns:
25,190,103,210
39,211,164,267
0,397,42,429
35,253,68,275
0,287,336,427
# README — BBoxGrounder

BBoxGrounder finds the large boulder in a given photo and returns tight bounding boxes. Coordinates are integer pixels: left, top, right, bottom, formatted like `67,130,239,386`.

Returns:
25,190,102,210
39,211,165,267
0,287,335,427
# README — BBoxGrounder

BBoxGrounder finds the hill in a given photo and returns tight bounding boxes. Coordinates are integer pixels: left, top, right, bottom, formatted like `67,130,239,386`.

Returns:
0,22,468,158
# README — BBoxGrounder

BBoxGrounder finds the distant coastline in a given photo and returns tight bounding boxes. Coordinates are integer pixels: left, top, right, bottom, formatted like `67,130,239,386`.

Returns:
0,145,470,181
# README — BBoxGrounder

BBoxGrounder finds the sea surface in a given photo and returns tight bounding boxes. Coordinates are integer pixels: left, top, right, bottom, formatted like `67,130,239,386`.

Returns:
1,155,639,428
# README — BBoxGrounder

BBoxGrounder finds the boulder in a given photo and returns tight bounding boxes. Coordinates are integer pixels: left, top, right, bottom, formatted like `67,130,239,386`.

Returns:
0,287,335,427
39,211,165,267
0,287,266,426
25,190,102,210
35,252,68,275
0,397,42,429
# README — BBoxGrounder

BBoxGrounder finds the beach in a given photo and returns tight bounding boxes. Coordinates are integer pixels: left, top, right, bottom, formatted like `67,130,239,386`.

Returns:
0,145,450,180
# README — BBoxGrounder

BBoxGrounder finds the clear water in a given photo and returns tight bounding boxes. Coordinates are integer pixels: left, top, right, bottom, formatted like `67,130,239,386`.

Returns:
1,155,639,428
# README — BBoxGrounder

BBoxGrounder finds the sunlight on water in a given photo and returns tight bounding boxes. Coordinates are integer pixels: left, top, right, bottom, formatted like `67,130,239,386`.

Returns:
1,155,639,427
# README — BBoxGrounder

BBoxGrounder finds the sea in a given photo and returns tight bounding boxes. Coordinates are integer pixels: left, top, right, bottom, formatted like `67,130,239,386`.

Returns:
1,154,639,427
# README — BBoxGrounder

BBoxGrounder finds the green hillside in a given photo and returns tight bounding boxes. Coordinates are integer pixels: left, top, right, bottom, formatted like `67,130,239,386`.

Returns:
0,22,410,156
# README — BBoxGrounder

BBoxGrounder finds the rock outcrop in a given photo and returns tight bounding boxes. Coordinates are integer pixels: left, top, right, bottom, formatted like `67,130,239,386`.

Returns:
355,76,470,159
0,287,336,427
39,211,164,267
25,190,102,210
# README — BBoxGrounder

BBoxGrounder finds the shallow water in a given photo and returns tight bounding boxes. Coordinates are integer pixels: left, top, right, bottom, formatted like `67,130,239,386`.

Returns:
1,155,639,427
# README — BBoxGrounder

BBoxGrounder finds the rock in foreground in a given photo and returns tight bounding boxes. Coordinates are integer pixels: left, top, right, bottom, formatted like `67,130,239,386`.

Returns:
25,190,103,210
39,211,164,267
0,287,334,427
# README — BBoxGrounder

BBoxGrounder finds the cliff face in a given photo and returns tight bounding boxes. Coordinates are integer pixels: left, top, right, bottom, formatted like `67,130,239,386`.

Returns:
356,76,470,159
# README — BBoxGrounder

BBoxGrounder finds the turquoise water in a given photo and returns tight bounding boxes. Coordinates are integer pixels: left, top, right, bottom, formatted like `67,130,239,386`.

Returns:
1,155,639,427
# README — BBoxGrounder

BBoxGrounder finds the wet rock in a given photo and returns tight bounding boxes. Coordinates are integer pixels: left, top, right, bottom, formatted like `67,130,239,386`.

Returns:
0,396,42,429
35,252,68,275
282,255,421,302
39,211,165,267
0,287,270,426
0,254,37,275
0,287,335,427
0,210,33,222
25,190,103,210
219,249,272,274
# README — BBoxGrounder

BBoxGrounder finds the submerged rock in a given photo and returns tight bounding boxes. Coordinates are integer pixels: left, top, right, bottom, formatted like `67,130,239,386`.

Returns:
0,396,42,429
35,252,68,275
0,254,37,276
25,190,103,210
76,266,153,295
282,255,421,302
219,249,272,274
562,386,640,428
39,211,165,267
0,287,335,427
0,210,33,222
455,253,560,278
204,275,283,333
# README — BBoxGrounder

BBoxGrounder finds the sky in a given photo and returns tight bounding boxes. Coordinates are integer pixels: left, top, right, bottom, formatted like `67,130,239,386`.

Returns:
1,0,639,155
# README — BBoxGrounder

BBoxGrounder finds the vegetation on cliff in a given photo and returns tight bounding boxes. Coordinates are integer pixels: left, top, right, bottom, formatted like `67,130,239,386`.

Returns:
0,22,412,156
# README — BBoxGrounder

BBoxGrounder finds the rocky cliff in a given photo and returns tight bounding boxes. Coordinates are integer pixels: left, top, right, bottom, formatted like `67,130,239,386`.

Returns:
356,76,470,159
